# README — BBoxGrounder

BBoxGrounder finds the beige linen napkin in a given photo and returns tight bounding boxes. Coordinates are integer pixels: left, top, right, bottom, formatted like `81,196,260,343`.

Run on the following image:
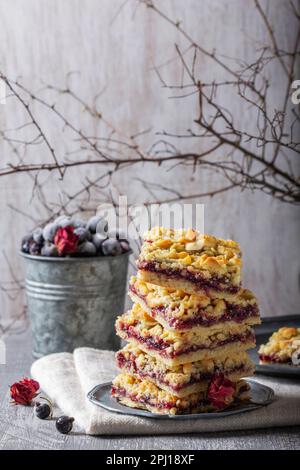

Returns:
31,348,300,435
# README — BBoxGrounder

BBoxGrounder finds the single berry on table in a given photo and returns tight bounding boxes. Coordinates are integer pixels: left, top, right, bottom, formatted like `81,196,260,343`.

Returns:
56,416,75,434
35,402,52,419
101,238,123,256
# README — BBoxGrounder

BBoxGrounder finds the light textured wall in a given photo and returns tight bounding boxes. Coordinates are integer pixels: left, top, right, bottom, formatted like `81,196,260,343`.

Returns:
0,0,299,328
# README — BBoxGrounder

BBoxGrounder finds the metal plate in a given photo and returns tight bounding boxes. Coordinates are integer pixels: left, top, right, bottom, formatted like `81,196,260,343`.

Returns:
249,314,300,378
87,380,274,420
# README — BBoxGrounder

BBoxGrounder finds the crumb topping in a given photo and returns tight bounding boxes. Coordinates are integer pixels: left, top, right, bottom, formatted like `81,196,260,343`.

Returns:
111,373,245,414
259,327,300,362
129,276,257,320
116,344,254,386
116,303,253,351
112,372,205,411
138,227,242,283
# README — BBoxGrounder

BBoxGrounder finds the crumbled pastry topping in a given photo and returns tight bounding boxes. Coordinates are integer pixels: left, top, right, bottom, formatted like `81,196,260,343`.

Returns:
259,327,300,363
116,303,253,350
130,276,257,320
139,227,242,280
112,372,205,409
117,344,254,386
112,373,245,414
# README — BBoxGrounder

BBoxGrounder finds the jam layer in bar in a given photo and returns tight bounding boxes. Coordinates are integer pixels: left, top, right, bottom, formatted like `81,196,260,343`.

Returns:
111,373,250,415
137,227,242,299
116,344,255,397
259,327,300,365
115,304,256,367
129,276,260,332
112,373,206,414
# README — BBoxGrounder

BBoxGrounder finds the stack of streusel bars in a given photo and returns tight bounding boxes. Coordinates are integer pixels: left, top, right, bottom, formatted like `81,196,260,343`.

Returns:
111,227,261,414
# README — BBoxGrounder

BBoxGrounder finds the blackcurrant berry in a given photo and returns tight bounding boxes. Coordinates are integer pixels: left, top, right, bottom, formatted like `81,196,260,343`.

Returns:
107,228,126,239
41,242,59,257
56,416,75,434
96,218,108,235
29,241,42,256
87,215,102,233
21,234,33,254
92,233,107,252
74,226,92,243
55,216,71,228
120,240,130,253
43,222,58,242
33,227,44,244
77,240,97,256
101,238,123,256
35,402,52,419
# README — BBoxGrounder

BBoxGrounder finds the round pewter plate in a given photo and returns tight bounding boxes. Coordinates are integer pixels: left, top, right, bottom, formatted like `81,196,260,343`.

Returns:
87,380,274,420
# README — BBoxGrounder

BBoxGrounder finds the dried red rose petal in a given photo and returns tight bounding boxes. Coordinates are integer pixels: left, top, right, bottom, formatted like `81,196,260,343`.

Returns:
207,373,235,410
54,226,79,255
10,377,40,405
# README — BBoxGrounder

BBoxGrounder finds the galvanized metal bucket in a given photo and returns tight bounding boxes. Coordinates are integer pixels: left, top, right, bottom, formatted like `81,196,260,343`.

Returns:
20,251,131,357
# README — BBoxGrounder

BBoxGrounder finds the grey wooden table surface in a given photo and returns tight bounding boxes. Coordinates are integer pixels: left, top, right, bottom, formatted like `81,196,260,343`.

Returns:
1,328,300,450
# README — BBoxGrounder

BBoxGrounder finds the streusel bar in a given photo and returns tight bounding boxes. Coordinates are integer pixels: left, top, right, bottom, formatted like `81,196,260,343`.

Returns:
137,228,242,299
129,276,260,333
111,373,206,414
112,373,250,415
115,304,256,367
259,327,300,364
116,344,255,397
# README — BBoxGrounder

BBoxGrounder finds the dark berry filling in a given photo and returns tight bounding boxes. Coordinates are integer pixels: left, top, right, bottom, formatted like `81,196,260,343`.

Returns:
258,353,290,364
117,322,255,359
111,386,197,412
129,285,259,329
137,260,239,294
116,352,250,393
